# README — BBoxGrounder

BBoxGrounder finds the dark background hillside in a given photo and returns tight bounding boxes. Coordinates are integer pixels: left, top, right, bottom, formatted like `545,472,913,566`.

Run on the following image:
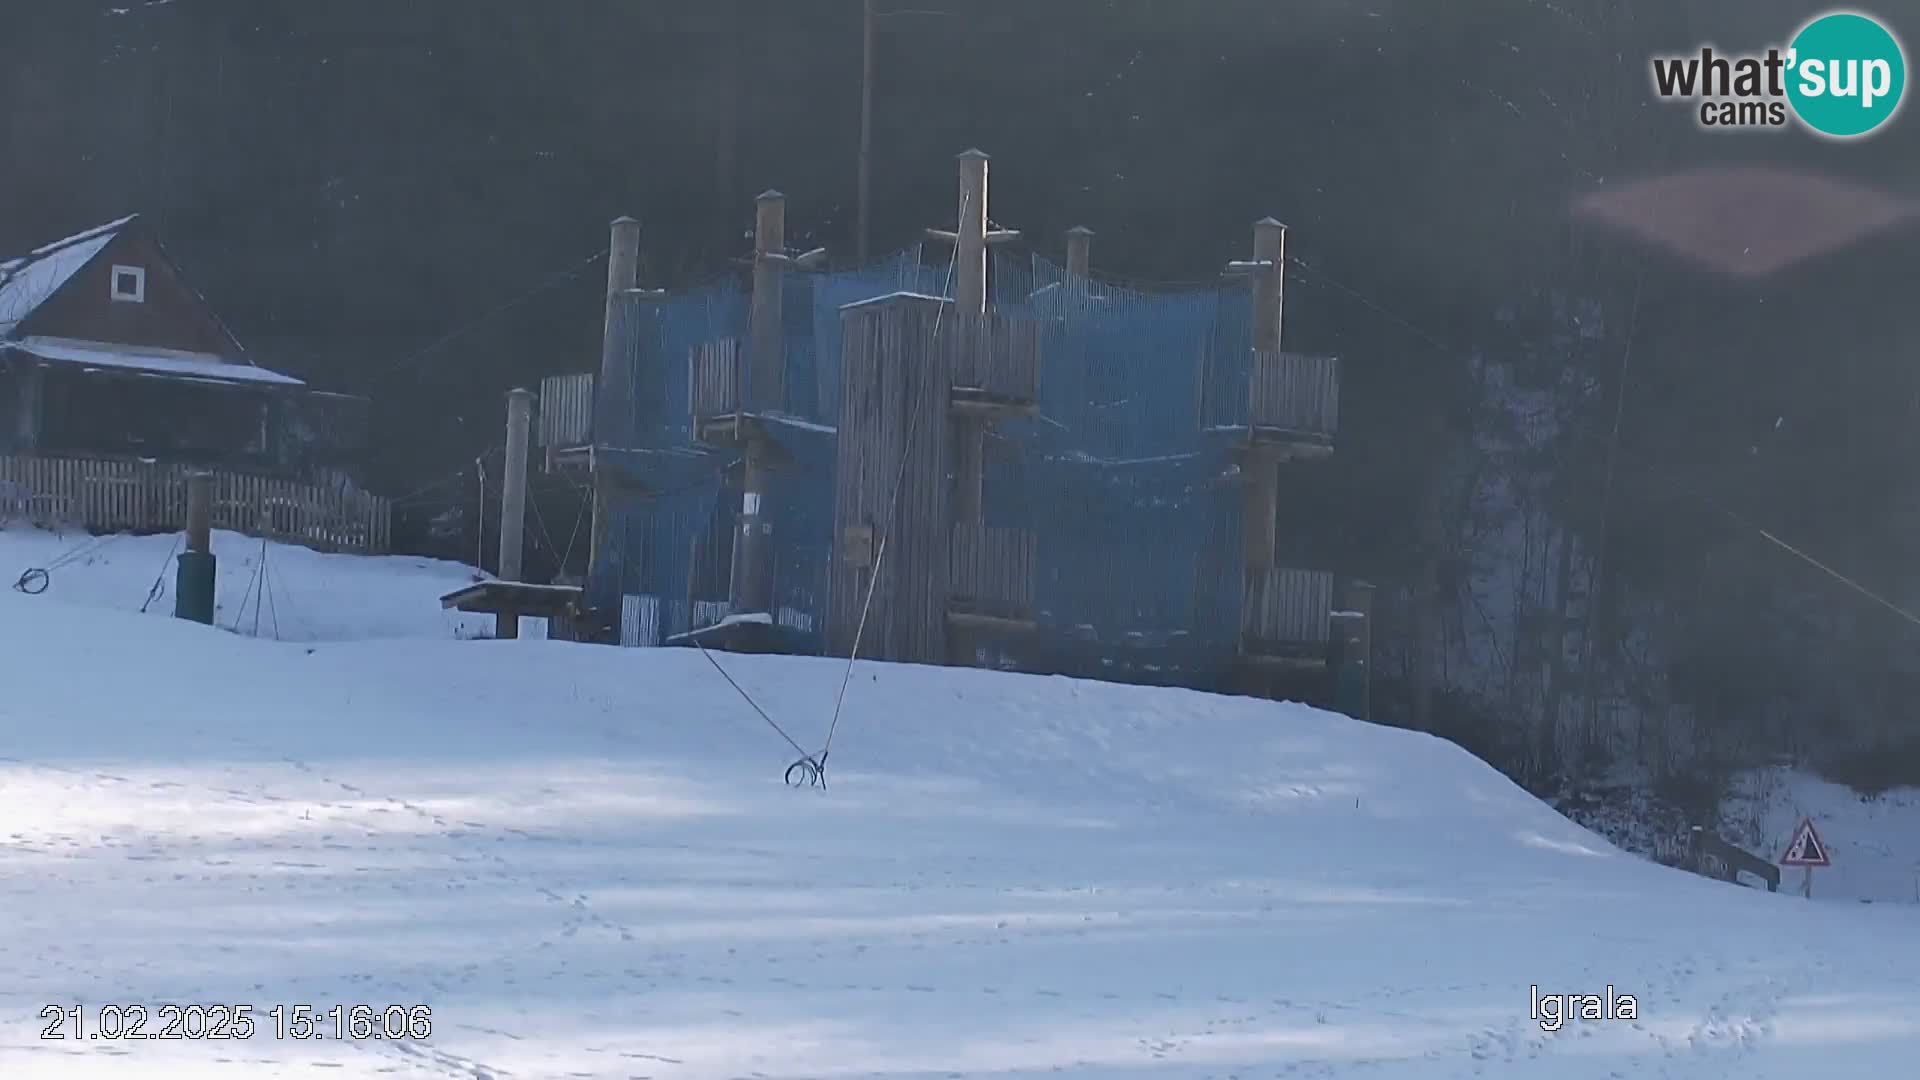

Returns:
6,0,1917,806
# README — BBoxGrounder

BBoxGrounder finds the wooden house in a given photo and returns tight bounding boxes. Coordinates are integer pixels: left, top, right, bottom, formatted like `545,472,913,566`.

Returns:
0,215,388,551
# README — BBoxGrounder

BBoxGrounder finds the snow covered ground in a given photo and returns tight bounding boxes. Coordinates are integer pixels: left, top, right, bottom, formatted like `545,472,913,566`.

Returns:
1722,765,1920,905
2,530,1919,1078
0,525,499,642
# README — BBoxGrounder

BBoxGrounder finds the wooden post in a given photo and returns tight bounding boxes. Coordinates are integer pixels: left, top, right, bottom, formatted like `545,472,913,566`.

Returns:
955,150,989,315
1243,453,1278,571
857,0,876,263
734,450,773,615
588,216,642,591
953,150,989,527
1251,217,1286,353
1337,579,1374,721
1241,217,1286,573
496,387,533,639
15,363,43,450
954,423,984,525
174,471,215,624
1065,225,1093,281
749,190,786,413
729,191,787,617
185,471,211,555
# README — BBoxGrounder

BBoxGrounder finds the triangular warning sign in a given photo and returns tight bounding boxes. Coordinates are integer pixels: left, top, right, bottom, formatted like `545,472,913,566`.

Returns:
1780,817,1831,867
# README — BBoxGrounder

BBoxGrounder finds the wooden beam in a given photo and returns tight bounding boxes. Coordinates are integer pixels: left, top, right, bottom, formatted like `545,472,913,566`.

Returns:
955,150,988,316
749,190,786,413
1251,218,1286,354
589,216,642,578
1242,451,1278,571
946,610,1038,636
1065,226,1093,280
948,396,1037,421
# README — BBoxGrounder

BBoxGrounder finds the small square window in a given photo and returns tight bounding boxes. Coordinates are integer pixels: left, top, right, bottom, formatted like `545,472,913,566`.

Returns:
110,264,146,303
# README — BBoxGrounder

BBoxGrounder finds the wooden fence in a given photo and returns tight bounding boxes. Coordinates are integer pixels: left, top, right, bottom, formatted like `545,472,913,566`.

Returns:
0,455,392,554
1241,566,1334,646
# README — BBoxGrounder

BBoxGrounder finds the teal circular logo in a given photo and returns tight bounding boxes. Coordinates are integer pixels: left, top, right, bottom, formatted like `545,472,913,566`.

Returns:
1786,12,1906,138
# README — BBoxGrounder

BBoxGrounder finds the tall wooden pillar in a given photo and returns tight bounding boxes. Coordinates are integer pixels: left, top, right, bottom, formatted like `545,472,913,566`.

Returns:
749,190,786,413
955,150,989,315
733,192,787,616
953,150,989,527
588,216,642,581
1334,580,1375,721
733,448,773,615
1251,217,1286,354
1065,225,1093,281
1242,217,1286,572
495,387,533,639
174,471,216,625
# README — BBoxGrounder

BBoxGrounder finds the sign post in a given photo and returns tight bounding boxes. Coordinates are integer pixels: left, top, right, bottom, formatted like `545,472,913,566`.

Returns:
1779,816,1831,898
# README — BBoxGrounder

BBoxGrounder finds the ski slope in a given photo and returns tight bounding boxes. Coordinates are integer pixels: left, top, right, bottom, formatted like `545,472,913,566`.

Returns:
1,532,1918,1078
0,526,497,642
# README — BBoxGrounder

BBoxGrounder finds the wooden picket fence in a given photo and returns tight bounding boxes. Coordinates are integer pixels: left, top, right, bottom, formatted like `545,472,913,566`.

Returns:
0,455,391,554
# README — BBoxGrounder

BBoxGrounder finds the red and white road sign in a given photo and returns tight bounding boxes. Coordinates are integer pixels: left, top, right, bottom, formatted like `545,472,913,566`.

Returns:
1780,816,1831,868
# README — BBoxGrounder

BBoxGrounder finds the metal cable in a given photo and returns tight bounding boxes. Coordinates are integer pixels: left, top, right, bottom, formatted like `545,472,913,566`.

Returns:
816,185,974,772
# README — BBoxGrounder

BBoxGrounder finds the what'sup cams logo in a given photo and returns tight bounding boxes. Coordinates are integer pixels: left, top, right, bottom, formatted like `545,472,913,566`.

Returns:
1651,10,1906,138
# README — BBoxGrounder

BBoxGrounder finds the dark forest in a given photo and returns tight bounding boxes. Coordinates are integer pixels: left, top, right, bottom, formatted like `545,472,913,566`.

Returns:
7,0,1917,824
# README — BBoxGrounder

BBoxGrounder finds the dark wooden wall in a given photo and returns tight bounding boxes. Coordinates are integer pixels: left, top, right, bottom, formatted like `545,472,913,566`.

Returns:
20,226,242,358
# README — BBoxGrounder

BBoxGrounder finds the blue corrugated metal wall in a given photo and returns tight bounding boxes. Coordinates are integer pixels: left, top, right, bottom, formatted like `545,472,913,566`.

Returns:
994,254,1255,657
589,243,1272,662
590,249,928,649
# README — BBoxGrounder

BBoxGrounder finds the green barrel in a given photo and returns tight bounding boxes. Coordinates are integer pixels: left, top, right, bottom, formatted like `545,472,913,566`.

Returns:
174,550,216,624
1334,659,1369,722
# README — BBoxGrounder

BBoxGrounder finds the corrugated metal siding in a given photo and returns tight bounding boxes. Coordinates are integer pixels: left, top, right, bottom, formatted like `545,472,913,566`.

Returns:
1247,352,1340,437
537,373,594,448
1241,566,1334,645
687,338,743,422
620,593,661,647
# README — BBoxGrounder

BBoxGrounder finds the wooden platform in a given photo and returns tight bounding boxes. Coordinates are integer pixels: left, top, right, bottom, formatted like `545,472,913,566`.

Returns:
691,410,763,448
440,580,583,619
689,412,815,464
950,387,1038,420
546,444,594,473
1248,424,1335,459
1210,426,1335,462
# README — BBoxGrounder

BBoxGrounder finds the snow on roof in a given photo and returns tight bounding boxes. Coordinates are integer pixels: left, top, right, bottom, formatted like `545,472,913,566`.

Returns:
0,218,134,334
8,336,303,387
25,214,139,258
